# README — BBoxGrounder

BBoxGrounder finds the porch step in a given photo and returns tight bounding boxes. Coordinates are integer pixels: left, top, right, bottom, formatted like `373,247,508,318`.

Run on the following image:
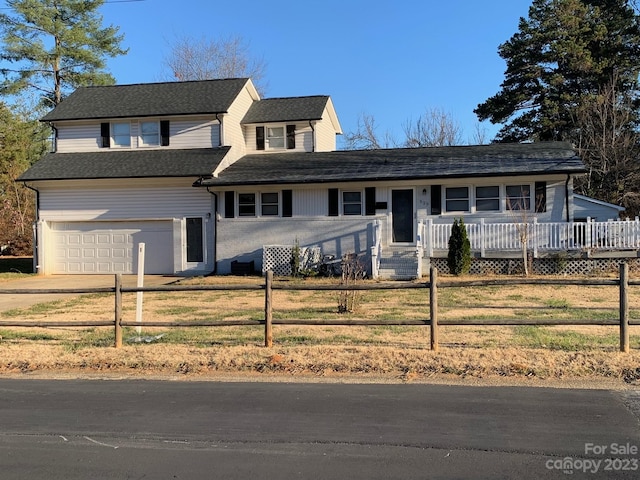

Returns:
377,247,423,280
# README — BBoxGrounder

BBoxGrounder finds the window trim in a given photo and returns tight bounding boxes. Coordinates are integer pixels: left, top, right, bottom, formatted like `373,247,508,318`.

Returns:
475,185,500,212
444,186,470,213
139,120,160,147
238,193,256,217
342,190,363,216
260,192,280,216
111,122,131,148
506,184,532,211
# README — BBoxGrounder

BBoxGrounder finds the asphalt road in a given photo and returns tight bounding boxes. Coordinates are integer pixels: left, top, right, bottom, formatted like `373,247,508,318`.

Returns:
0,379,639,479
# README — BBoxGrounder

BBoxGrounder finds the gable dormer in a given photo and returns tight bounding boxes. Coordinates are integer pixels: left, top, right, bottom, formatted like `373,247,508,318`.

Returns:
240,96,342,154
42,78,256,154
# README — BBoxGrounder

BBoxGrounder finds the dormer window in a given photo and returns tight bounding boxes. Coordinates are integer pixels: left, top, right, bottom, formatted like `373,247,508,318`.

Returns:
256,125,296,151
112,122,131,148
140,121,159,146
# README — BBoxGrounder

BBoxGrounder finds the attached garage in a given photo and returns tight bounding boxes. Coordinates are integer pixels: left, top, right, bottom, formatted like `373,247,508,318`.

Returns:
50,221,174,274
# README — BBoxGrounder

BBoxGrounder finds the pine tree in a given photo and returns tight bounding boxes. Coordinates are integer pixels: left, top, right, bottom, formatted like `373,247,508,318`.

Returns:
475,0,640,143
0,0,128,106
447,218,471,276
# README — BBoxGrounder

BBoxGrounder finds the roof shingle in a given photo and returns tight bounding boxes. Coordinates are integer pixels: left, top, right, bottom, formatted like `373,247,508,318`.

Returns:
198,142,586,187
41,79,250,121
241,96,330,124
18,147,231,181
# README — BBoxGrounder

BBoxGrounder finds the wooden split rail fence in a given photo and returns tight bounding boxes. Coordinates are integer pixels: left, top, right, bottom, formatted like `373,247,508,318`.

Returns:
0,264,637,352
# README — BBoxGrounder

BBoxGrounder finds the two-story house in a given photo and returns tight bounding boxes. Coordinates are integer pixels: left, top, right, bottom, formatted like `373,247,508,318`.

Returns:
20,78,601,278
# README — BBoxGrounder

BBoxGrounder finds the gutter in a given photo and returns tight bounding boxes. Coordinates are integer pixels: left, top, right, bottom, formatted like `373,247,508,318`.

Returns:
215,114,223,146
206,186,218,275
23,182,40,274
565,174,571,222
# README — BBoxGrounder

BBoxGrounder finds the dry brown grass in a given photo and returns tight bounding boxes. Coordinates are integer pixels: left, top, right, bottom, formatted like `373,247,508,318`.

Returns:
1,273,640,387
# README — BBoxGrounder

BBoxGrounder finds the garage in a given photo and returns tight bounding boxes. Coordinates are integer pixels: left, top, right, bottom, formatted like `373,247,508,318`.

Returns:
50,221,174,274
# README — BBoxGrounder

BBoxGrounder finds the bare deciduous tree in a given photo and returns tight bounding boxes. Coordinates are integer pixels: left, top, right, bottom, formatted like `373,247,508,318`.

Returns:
160,34,268,97
402,107,462,147
573,74,640,217
343,108,465,151
341,113,398,150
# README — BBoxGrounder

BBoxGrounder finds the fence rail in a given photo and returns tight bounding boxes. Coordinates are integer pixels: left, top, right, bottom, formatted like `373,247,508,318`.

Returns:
0,265,636,352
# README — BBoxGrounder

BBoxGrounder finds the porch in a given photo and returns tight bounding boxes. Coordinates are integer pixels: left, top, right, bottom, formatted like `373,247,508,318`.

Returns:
372,218,640,280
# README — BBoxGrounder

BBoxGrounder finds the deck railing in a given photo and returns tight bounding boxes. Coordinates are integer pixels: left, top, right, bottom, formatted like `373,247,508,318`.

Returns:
420,218,640,257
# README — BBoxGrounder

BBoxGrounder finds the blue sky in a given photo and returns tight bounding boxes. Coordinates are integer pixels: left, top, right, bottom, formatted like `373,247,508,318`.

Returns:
4,0,534,147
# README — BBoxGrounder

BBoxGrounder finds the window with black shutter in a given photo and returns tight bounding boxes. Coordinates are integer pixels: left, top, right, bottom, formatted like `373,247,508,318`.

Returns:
282,189,293,217
256,126,265,150
365,187,376,215
224,191,235,218
431,185,441,215
328,188,339,216
160,120,170,146
535,181,547,213
286,125,296,149
100,123,110,148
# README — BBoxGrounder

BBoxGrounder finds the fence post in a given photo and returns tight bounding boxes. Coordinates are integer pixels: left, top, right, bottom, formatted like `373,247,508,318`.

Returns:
430,266,439,352
620,262,629,353
114,274,122,349
264,270,273,347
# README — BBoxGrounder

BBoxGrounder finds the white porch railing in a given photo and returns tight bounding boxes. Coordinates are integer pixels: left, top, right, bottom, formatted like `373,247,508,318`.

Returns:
419,218,640,257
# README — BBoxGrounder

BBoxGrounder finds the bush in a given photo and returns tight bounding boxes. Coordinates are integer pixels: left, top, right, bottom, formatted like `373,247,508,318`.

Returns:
447,218,471,275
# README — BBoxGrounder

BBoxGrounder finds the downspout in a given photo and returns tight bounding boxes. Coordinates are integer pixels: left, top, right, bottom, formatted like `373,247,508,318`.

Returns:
206,186,218,275
309,120,315,152
565,175,571,222
23,183,40,274
215,114,223,147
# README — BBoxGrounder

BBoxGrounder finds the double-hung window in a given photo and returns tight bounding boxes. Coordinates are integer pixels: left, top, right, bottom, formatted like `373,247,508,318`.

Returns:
506,184,531,211
475,186,500,212
267,127,285,149
342,191,362,215
140,121,159,146
112,122,131,147
238,193,256,217
445,187,469,212
261,193,279,216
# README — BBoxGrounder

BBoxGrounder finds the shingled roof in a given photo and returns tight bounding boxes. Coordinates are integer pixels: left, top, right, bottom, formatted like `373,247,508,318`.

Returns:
18,147,231,181
41,79,251,121
197,142,585,187
241,96,331,124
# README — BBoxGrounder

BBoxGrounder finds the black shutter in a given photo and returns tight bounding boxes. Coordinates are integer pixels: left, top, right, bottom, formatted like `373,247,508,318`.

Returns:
431,185,441,215
286,125,296,149
224,191,235,218
282,189,293,217
328,188,339,216
256,126,265,150
365,187,376,215
160,120,170,146
100,123,110,148
535,181,547,213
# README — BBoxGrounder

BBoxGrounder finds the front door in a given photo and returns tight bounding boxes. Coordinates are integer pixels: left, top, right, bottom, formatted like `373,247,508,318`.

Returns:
392,189,414,243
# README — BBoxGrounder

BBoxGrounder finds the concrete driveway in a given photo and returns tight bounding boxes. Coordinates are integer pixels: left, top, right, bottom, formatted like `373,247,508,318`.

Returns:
0,275,181,312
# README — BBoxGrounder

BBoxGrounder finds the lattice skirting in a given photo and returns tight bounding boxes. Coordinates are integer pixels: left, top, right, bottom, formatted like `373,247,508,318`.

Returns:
430,257,640,276
263,245,321,276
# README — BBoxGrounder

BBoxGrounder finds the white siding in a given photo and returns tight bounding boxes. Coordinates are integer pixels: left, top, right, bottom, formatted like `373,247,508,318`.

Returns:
39,183,212,221
314,107,338,152
294,189,327,216
56,124,102,152
54,116,220,153
216,217,381,274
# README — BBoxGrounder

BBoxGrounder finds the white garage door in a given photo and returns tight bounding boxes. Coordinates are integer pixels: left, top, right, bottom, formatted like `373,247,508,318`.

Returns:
51,221,174,274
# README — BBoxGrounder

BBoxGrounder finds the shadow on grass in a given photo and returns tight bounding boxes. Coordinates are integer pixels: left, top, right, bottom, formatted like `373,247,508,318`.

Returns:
0,257,33,274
